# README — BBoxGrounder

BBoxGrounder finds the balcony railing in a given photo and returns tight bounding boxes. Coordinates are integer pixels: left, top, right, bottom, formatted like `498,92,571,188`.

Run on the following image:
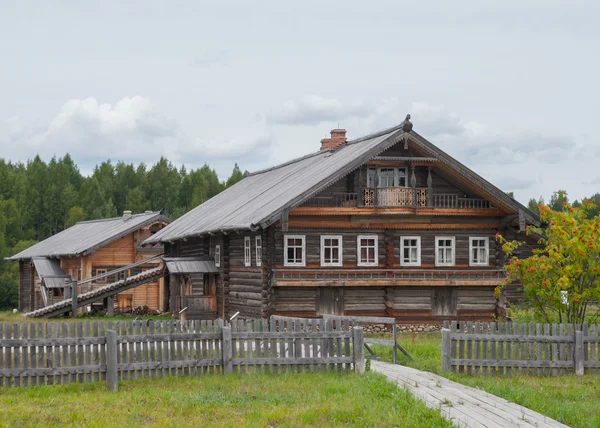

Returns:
433,194,491,209
273,269,506,281
302,188,492,209
363,187,428,207
302,192,359,207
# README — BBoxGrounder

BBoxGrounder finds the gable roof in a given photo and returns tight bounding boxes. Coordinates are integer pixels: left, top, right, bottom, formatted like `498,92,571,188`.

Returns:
8,212,167,260
146,123,539,244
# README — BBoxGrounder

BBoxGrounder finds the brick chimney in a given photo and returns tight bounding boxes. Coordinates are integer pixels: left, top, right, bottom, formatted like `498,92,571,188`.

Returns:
320,128,347,151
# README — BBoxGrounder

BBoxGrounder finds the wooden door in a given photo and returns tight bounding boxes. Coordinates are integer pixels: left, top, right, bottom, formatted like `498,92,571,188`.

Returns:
318,288,344,316
432,287,457,317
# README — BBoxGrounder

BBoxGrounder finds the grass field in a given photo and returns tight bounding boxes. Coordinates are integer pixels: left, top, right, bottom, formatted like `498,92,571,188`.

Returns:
0,372,452,428
371,332,600,428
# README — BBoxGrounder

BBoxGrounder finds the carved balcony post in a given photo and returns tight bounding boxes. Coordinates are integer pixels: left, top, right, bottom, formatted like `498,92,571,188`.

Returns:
427,166,433,207
410,164,417,207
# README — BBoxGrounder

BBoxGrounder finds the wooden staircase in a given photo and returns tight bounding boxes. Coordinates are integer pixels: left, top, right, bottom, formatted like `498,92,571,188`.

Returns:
24,266,165,318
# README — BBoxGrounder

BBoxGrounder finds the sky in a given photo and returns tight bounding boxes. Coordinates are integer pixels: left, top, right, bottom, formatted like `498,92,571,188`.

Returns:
0,1,599,205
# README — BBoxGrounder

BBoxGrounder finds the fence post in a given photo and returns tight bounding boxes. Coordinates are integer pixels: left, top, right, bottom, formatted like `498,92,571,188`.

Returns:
222,326,233,374
392,322,397,364
442,328,451,373
71,281,78,318
575,330,584,376
353,326,365,375
106,329,118,391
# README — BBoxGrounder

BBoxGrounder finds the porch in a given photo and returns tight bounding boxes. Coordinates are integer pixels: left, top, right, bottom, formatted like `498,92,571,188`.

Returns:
164,257,219,320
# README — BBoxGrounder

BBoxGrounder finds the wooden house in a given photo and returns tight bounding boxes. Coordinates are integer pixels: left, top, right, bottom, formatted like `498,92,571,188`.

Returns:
145,118,539,322
8,211,169,313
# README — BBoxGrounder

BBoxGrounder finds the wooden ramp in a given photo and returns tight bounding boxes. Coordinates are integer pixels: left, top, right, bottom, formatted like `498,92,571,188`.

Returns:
24,266,165,318
371,361,568,428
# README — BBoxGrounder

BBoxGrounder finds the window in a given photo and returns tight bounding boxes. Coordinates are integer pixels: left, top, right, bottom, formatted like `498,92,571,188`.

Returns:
378,168,395,188
469,237,489,266
396,167,407,187
284,235,305,266
321,235,343,267
244,236,251,266
400,236,421,266
96,268,107,283
374,167,407,188
118,270,128,280
255,236,262,267
215,245,221,268
357,235,378,266
367,167,377,188
435,237,455,266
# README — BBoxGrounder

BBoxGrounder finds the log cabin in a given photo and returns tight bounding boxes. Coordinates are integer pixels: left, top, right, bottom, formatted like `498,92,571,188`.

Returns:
144,117,540,322
8,211,170,313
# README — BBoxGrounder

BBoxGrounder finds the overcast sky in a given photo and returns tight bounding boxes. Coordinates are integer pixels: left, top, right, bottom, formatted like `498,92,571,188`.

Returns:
1,1,599,204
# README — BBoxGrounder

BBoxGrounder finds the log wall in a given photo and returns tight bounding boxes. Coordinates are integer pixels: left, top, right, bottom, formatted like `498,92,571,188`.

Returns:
93,235,135,266
18,260,32,312
228,233,263,318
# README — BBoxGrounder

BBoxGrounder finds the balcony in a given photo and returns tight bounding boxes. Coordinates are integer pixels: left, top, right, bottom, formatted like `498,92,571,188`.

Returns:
273,268,506,287
302,188,492,209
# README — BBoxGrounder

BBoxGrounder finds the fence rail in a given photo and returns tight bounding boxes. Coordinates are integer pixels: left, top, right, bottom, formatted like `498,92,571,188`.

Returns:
0,319,364,390
441,321,600,376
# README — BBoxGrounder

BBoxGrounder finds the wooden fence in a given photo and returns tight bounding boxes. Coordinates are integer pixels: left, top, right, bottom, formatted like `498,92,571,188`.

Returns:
441,321,600,376
0,319,364,391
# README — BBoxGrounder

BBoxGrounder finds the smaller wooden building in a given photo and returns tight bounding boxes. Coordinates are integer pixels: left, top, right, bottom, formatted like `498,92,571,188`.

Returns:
8,211,169,313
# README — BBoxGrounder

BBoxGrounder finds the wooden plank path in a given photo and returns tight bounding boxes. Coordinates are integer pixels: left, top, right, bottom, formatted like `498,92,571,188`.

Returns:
371,361,568,428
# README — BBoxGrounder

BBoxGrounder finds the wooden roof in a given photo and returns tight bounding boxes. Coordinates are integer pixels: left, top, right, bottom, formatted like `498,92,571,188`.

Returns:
8,212,169,260
146,123,539,244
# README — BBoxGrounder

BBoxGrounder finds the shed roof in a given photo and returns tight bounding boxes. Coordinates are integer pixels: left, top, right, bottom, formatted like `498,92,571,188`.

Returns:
32,257,71,288
146,122,539,244
9,212,167,260
164,257,219,274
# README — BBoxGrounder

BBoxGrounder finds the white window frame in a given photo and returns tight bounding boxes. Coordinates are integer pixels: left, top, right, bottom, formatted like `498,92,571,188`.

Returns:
214,245,221,268
469,237,489,266
255,236,262,267
400,236,421,267
284,235,306,267
357,234,378,267
320,235,343,267
435,236,456,267
244,236,251,266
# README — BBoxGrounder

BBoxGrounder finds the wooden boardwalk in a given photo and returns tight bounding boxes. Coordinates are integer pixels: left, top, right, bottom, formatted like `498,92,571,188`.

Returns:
372,361,569,428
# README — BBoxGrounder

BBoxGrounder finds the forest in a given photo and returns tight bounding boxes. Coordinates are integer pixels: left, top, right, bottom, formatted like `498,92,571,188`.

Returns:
0,155,245,309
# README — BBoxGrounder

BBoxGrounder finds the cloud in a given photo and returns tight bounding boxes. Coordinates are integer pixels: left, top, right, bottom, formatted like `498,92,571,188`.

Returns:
497,176,536,192
267,95,374,126
189,50,230,68
0,96,272,176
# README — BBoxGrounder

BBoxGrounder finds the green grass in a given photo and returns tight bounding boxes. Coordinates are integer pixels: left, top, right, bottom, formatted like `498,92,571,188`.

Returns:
369,332,600,428
0,372,452,428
